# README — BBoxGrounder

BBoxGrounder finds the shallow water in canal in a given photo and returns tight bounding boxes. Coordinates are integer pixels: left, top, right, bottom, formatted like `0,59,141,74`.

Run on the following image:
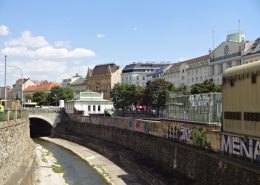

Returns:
35,138,107,185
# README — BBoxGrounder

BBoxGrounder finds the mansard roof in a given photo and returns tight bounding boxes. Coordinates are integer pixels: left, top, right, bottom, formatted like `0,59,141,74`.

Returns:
90,63,119,76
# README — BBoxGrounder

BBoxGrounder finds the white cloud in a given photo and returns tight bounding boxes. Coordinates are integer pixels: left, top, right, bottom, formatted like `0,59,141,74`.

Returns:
54,41,71,48
1,46,95,58
2,31,96,58
96,33,105,38
5,31,49,48
0,25,9,36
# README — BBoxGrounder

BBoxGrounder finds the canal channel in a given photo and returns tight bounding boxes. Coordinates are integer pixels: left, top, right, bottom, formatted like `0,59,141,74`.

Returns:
34,138,107,185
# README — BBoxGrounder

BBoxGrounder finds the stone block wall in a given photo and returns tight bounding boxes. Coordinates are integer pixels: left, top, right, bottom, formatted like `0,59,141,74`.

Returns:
73,116,221,151
0,118,35,185
58,120,260,185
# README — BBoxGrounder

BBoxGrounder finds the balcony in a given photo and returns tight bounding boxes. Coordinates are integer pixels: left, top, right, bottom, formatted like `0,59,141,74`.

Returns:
210,52,241,63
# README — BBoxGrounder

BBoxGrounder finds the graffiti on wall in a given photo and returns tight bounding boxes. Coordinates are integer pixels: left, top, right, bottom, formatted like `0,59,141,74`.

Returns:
221,134,260,164
167,126,209,148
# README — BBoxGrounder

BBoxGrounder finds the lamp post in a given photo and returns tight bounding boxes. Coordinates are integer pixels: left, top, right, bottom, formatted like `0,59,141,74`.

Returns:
4,56,7,100
7,65,24,107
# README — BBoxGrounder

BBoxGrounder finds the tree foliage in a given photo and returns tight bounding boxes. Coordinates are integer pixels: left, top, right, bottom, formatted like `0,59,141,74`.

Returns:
32,91,48,106
143,79,175,113
47,86,74,106
175,83,190,95
111,83,144,111
190,79,221,94
62,87,74,101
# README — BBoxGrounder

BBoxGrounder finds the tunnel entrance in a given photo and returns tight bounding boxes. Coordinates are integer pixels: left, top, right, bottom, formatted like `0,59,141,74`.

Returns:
30,118,53,138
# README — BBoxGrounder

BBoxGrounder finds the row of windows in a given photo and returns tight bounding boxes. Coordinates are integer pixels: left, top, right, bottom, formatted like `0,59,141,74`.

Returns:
122,76,146,81
229,74,257,87
224,112,260,121
88,105,101,112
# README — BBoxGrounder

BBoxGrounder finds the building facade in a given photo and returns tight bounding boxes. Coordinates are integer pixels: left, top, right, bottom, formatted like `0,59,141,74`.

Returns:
62,73,86,93
65,91,114,116
23,81,60,96
86,63,122,99
162,55,209,87
242,37,260,64
121,62,171,87
209,32,247,85
13,78,36,100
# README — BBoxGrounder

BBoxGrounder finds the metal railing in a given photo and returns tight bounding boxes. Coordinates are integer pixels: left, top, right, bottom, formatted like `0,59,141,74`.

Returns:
28,107,61,114
210,52,241,63
0,109,28,122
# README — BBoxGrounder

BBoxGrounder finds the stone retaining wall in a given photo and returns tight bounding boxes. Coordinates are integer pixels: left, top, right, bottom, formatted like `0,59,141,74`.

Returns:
0,118,35,185
55,118,260,185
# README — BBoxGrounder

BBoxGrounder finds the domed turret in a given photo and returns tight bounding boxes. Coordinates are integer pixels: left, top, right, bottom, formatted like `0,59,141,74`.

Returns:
226,32,245,42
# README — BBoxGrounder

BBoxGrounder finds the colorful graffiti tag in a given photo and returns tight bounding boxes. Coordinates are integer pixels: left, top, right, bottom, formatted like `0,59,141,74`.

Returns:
221,133,260,164
167,126,209,148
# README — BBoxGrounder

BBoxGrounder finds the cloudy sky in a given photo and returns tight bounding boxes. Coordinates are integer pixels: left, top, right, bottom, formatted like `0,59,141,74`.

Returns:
0,0,260,86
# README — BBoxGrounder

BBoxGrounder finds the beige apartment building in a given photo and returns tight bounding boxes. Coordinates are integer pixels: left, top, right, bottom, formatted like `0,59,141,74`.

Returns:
86,63,122,100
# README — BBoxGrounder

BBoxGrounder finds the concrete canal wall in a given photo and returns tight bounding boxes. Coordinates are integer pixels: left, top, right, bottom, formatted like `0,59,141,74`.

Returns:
55,116,260,185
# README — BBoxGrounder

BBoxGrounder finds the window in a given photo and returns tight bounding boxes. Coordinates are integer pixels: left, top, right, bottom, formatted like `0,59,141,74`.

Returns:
244,112,260,121
98,105,101,111
230,79,235,87
137,76,139,80
143,76,145,80
93,105,96,112
252,74,257,84
88,105,91,111
224,112,241,120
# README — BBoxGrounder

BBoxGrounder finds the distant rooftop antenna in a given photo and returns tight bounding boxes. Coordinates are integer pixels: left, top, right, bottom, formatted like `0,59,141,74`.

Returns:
212,30,215,50
238,19,240,33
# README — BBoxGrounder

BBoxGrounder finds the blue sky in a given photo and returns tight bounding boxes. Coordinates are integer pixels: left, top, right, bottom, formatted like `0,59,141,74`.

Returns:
0,0,260,85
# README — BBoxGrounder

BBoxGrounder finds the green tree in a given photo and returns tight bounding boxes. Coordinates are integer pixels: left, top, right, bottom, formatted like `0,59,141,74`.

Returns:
190,79,221,94
32,91,48,106
175,83,190,95
47,86,63,106
111,83,144,113
62,87,73,101
143,79,174,115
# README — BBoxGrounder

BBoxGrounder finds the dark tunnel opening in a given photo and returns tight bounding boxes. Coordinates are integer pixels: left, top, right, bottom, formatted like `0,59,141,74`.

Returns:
30,118,53,138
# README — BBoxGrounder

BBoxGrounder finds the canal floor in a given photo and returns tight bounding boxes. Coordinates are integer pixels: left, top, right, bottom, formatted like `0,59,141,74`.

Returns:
35,138,107,185
35,137,144,185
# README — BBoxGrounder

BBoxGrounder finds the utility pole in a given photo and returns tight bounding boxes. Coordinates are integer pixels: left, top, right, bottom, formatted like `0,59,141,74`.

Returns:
4,55,7,100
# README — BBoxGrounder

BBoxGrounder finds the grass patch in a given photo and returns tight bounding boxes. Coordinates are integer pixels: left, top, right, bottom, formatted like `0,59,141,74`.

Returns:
42,157,47,163
52,164,64,173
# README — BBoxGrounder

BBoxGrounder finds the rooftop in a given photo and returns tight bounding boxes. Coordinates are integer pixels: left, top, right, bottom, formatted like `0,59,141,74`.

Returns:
24,82,60,92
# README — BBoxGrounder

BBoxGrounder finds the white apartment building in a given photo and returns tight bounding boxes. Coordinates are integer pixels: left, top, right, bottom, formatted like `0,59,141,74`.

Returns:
13,78,36,100
61,73,86,92
242,37,260,64
121,62,171,87
209,32,247,85
162,55,209,87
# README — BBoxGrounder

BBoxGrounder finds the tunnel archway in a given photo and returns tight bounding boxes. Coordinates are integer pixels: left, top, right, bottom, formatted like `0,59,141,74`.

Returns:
30,118,53,138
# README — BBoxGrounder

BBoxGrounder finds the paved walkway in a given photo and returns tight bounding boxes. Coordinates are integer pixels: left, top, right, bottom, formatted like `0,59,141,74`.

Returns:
41,137,143,185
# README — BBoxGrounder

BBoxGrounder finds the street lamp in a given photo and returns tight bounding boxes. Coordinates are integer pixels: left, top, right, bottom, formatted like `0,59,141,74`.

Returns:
7,65,24,107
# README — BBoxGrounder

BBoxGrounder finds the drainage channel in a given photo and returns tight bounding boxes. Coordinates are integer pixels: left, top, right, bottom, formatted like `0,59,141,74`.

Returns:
34,138,107,185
